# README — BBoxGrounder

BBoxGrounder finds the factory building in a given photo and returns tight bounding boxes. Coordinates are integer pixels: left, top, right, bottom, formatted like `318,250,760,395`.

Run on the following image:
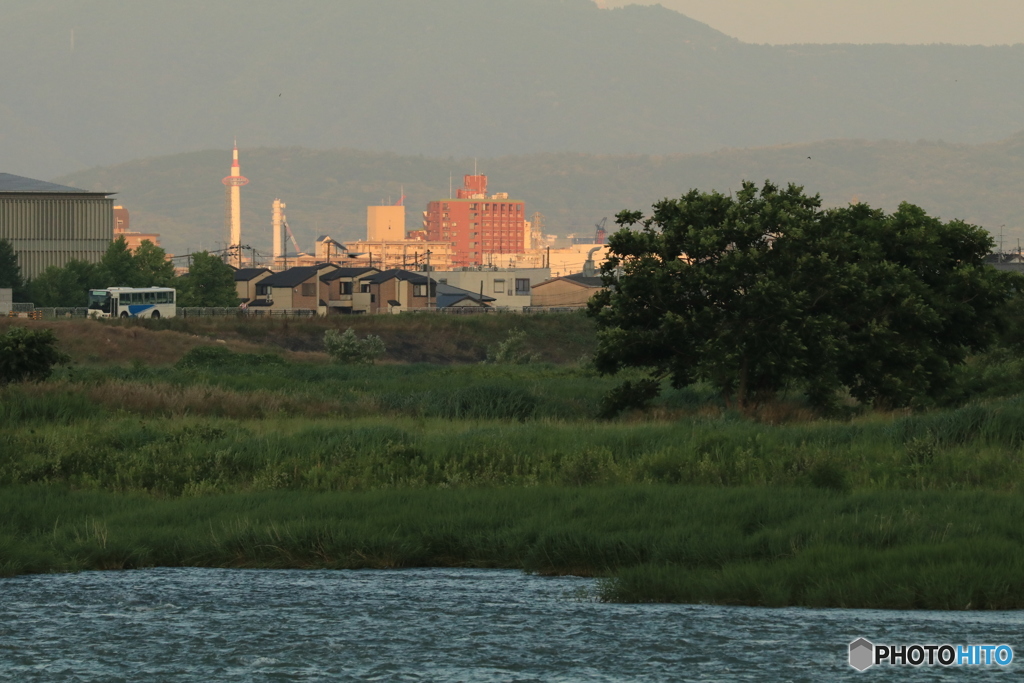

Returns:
423,175,526,267
0,173,114,280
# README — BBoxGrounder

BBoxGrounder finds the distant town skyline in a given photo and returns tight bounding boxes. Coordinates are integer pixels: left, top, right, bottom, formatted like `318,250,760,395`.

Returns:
601,0,1024,45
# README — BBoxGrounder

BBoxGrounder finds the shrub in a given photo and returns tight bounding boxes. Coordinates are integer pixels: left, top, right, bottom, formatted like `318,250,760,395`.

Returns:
323,328,386,365
485,327,539,364
0,327,70,385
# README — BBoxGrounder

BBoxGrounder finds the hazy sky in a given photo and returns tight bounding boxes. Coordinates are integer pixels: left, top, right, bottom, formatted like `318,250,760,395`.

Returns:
602,0,1024,45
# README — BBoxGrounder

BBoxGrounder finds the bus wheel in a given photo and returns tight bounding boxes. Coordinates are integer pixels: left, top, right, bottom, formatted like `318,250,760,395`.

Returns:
151,311,160,319
120,312,129,319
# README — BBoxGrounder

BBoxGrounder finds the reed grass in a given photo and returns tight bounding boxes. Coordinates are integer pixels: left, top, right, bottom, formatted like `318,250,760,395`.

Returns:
2,485,1023,609
3,398,1024,495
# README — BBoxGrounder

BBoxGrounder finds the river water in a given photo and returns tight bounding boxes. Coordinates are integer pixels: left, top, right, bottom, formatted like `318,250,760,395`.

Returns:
0,567,1019,681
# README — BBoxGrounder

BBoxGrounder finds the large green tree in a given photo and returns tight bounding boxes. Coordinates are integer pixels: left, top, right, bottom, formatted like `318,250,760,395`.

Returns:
28,260,104,307
176,251,237,307
0,239,27,300
589,181,1013,410
132,240,176,287
99,236,138,286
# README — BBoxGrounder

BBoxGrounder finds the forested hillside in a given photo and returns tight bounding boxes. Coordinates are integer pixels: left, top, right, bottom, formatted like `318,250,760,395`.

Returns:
5,0,1024,179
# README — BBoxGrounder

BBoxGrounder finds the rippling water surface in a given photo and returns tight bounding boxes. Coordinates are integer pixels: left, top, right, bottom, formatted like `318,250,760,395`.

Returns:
0,568,1020,681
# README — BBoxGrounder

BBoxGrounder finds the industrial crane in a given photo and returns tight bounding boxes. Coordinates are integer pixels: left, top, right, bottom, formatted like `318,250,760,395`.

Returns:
594,217,607,245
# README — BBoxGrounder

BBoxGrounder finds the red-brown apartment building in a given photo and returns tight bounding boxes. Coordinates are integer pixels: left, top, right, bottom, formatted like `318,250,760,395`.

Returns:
423,175,525,267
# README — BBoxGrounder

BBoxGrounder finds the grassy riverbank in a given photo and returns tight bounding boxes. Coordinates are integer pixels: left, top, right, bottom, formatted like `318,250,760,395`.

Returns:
3,485,1023,610
2,316,1024,608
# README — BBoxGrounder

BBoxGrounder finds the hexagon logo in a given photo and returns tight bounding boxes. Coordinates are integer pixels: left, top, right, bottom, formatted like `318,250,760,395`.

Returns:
849,638,874,671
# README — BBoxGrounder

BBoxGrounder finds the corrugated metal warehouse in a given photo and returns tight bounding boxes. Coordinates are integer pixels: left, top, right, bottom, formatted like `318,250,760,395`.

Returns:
0,173,114,280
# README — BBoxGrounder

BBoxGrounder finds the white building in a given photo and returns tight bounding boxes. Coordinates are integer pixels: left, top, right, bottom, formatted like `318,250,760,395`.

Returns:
416,267,550,310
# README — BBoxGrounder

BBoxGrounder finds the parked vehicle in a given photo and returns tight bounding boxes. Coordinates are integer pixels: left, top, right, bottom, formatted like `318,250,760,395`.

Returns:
88,287,177,319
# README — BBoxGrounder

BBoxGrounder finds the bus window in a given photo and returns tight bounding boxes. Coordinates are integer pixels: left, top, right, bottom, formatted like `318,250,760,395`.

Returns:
144,292,156,303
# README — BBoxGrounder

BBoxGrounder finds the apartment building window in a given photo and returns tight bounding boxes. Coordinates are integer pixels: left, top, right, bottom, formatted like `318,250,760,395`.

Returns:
360,283,371,293
515,278,530,295
256,284,271,296
493,279,505,294
301,283,316,296
339,282,352,295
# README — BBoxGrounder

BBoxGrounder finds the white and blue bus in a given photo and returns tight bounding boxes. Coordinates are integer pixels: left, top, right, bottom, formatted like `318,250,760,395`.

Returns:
88,287,177,319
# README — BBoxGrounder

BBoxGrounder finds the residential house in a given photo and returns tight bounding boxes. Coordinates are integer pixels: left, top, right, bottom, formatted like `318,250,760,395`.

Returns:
360,269,438,314
234,267,273,306
250,263,340,313
319,267,379,314
529,273,605,309
416,267,549,310
435,283,495,309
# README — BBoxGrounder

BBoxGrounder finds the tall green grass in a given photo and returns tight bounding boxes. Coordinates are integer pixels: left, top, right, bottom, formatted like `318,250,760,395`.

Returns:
2,485,1023,609
3,401,1024,495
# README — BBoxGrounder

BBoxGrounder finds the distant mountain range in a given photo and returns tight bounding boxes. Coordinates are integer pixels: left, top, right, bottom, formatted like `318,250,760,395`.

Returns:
4,0,1024,179
55,134,1024,257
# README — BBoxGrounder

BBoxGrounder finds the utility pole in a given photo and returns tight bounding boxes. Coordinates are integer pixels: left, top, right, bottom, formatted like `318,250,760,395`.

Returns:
426,249,433,310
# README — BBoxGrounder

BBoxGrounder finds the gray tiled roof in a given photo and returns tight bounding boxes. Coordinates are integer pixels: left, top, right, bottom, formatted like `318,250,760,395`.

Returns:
320,267,378,282
233,267,271,281
362,269,431,285
561,273,604,287
259,266,325,288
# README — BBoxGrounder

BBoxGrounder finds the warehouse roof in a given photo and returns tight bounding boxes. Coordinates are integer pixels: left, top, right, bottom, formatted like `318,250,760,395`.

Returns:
0,173,112,195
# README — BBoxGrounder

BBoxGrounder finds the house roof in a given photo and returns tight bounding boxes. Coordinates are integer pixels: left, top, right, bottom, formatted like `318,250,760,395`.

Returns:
561,273,605,287
259,266,326,288
362,269,431,285
320,267,378,282
0,172,112,195
233,267,271,282
436,283,495,309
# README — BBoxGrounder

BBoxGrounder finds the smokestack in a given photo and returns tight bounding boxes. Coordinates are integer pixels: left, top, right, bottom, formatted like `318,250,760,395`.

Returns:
272,199,286,261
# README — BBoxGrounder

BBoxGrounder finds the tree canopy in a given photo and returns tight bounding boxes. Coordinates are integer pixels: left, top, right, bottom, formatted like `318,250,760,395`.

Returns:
0,239,27,301
27,237,177,307
588,181,1015,411
176,251,237,308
